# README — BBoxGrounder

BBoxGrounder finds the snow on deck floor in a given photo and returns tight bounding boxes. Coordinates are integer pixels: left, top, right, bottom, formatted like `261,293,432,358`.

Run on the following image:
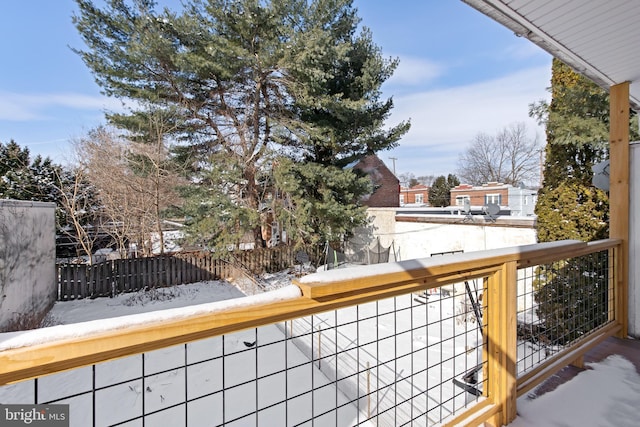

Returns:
511,354,640,427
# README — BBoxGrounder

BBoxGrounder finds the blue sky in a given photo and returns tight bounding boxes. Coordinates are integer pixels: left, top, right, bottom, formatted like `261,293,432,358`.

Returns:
0,0,551,177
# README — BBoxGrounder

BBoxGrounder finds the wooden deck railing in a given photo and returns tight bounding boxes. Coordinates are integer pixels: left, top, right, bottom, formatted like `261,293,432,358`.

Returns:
0,239,624,426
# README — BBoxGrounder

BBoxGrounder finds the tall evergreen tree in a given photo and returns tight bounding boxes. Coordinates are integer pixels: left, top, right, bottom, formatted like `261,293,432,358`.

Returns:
73,0,408,250
428,174,459,207
270,1,408,246
530,59,638,343
0,140,59,203
273,158,372,246
531,59,638,237
0,140,97,257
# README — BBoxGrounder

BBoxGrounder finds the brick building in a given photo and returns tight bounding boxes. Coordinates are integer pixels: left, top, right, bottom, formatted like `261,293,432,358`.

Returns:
399,184,430,206
449,182,537,216
450,182,509,207
351,154,400,207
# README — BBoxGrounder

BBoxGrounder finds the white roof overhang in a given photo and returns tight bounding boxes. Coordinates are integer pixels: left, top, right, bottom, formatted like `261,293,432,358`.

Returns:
462,0,640,109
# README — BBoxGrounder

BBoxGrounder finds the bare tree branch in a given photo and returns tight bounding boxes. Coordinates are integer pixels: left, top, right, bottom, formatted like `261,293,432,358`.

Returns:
457,122,541,186
73,124,185,258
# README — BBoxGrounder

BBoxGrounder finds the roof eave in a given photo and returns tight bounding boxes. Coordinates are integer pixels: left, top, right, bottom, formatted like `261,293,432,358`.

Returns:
462,0,640,110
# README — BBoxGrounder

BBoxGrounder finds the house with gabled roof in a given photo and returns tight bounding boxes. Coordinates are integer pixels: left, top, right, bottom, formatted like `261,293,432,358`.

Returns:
350,154,400,207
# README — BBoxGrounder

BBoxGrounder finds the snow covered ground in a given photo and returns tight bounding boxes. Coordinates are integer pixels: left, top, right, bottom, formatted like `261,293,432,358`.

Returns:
0,277,370,427
1,270,639,426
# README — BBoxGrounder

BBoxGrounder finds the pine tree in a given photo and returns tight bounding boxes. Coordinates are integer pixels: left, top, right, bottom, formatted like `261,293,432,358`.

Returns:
273,158,371,246
0,140,98,257
428,174,459,207
269,0,408,247
530,59,638,342
0,140,59,202
73,0,408,250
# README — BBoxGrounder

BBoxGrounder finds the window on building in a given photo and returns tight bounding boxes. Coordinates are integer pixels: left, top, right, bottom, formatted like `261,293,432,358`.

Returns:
485,194,502,205
415,193,423,204
399,194,405,205
455,195,470,206
524,195,529,205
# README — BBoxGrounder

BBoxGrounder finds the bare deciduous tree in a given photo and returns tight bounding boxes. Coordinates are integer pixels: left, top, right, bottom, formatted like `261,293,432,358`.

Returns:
55,166,101,263
74,124,184,258
74,130,137,257
417,175,436,186
457,122,541,186
126,111,186,254
398,172,436,187
398,172,418,187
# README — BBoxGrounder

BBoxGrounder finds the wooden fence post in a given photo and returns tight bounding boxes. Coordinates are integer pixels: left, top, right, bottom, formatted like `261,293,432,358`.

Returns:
58,265,65,301
151,256,157,287
122,259,129,293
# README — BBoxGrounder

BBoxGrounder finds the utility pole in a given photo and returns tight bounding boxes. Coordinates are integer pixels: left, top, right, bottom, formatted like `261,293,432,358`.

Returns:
389,157,397,175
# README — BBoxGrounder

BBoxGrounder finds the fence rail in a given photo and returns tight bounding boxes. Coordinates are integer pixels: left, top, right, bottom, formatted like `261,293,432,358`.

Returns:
57,246,321,300
2,239,624,427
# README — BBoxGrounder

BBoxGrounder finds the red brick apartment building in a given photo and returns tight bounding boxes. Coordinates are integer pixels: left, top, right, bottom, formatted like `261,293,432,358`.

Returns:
399,184,430,206
450,182,509,206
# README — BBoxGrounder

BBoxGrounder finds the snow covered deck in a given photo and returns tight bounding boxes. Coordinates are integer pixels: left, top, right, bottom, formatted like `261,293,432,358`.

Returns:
531,336,640,398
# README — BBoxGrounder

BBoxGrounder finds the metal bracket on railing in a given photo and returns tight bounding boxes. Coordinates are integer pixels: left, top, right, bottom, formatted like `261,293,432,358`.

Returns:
453,280,484,396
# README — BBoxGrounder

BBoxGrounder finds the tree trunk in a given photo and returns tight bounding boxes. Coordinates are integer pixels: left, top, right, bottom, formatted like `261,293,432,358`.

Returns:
244,166,266,249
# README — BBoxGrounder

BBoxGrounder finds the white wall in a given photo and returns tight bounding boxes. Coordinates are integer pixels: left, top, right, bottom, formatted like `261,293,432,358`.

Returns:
366,210,537,309
364,208,398,248
629,142,640,338
0,200,56,330
369,215,537,261
508,187,538,216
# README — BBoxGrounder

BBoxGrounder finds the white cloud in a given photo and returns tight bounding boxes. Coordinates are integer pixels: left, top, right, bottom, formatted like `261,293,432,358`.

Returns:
0,91,125,121
386,55,444,87
384,64,552,176
1,65,552,179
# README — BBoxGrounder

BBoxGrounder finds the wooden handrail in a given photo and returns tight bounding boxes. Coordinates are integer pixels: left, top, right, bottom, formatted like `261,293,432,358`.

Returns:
0,238,622,398
297,240,591,300
516,239,620,268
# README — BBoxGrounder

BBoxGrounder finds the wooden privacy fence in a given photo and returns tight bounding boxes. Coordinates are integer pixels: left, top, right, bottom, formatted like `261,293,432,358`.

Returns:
57,245,321,301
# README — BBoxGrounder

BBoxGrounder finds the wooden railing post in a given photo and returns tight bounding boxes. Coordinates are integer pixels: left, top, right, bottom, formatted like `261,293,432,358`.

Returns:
486,261,518,426
609,82,629,338
613,244,626,331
